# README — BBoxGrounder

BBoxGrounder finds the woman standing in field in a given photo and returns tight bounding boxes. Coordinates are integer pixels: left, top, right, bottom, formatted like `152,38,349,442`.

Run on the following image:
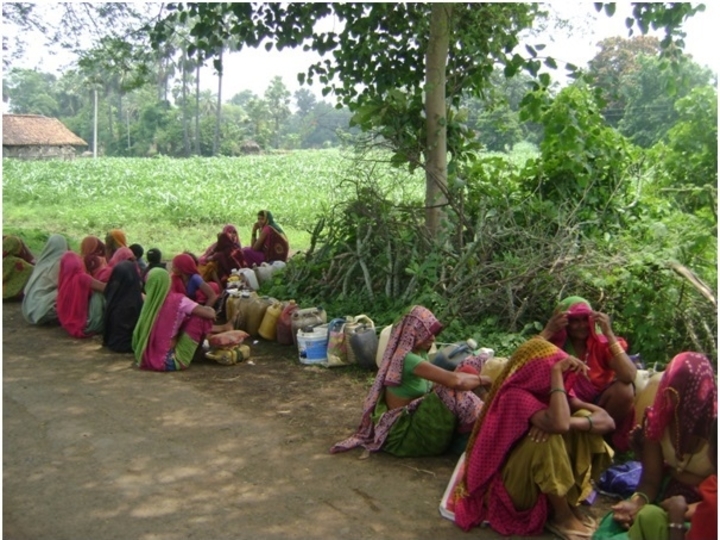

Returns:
240,210,289,267
3,235,36,300
21,234,69,325
132,267,217,372
57,251,107,338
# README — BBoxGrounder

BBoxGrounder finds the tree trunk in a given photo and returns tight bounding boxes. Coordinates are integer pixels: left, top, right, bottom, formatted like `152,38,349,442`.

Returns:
424,3,452,238
182,49,190,157
213,48,223,156
195,59,201,155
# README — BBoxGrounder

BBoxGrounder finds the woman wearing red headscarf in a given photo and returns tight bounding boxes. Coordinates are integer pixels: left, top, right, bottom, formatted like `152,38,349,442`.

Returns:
57,251,107,338
330,305,489,457
171,253,219,308
94,247,137,283
198,225,244,288
540,296,637,452
597,352,717,540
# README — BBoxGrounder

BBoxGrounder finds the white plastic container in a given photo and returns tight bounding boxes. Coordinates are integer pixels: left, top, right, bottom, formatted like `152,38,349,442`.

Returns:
297,324,329,365
237,268,259,290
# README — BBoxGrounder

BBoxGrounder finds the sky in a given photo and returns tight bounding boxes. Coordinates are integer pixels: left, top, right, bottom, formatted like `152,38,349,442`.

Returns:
2,2,719,108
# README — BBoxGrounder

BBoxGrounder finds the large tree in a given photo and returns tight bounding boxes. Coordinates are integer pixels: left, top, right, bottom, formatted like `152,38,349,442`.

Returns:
150,2,702,237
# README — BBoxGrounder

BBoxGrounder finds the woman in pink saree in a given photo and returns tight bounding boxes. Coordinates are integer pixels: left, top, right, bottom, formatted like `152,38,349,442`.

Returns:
94,247,137,283
452,337,614,539
132,268,216,372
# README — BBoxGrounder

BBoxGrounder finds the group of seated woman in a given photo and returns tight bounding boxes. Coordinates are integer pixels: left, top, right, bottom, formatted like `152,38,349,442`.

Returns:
9,211,288,371
331,299,716,540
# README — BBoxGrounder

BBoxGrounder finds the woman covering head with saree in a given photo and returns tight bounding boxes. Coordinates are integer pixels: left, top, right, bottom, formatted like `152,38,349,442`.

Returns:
453,337,615,539
198,225,244,288
21,234,69,325
240,210,289,267
3,235,35,300
103,260,144,353
80,235,108,279
330,305,488,457
132,267,216,372
57,251,107,338
104,229,127,260
597,352,717,540
541,296,637,452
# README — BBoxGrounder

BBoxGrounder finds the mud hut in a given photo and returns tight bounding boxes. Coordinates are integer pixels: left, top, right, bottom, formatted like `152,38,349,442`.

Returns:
2,114,88,160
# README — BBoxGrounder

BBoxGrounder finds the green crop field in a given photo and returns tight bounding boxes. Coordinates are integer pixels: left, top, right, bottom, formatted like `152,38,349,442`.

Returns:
2,148,427,257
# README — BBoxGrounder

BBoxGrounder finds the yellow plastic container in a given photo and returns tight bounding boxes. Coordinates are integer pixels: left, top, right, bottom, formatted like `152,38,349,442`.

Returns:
258,301,283,341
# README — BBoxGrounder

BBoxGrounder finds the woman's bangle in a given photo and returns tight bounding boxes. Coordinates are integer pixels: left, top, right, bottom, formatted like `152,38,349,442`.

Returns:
609,342,624,357
586,415,593,432
668,523,685,530
549,388,567,396
631,491,650,505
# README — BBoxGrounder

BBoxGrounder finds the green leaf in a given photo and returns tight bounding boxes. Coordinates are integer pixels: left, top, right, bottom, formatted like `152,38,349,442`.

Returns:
604,3,616,17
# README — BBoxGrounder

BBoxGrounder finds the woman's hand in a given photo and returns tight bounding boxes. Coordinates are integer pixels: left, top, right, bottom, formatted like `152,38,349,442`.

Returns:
660,496,689,524
592,310,614,337
611,498,643,529
540,311,568,339
553,355,588,377
528,425,550,443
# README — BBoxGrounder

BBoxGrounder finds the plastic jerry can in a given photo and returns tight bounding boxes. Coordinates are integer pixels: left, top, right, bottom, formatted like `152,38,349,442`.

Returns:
245,296,274,337
254,263,275,285
432,339,478,371
258,301,283,341
344,315,374,365
228,291,258,331
276,300,298,346
349,326,379,370
375,324,394,367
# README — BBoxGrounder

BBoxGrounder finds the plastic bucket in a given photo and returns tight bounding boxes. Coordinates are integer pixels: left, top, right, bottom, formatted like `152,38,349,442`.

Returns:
297,325,329,365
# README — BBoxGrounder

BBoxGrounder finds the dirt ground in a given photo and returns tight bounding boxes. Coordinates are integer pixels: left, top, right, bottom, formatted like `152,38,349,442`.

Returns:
3,300,613,540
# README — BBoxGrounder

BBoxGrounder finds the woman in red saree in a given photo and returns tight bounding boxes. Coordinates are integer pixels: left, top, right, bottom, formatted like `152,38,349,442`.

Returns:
57,251,107,338
453,337,614,538
170,253,219,308
240,210,289,267
198,225,244,288
132,267,216,372
541,296,637,452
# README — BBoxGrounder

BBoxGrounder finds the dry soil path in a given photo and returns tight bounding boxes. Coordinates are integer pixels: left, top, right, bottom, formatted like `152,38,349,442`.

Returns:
2,300,568,540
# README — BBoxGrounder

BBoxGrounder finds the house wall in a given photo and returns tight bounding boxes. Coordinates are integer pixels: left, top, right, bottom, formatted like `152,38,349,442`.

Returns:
2,145,82,160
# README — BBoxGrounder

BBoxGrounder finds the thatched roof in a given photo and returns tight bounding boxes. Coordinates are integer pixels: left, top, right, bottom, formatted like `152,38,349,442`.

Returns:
3,114,87,147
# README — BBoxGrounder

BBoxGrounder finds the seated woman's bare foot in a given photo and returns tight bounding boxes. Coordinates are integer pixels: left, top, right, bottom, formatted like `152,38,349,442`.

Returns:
570,505,597,529
211,321,234,334
546,515,594,539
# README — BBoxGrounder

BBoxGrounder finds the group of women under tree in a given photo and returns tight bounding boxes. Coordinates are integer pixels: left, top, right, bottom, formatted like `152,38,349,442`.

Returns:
4,220,716,540
2,210,289,372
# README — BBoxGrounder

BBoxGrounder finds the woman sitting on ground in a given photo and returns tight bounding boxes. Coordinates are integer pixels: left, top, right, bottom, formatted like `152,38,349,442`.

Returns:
240,210,289,267
104,229,128,260
595,352,717,540
57,251,107,338
132,267,221,372
170,253,219,307
453,337,615,539
198,225,244,289
3,235,36,300
330,305,489,458
142,248,166,281
21,234,69,325
80,235,108,279
94,247,137,283
541,295,636,452
103,260,144,353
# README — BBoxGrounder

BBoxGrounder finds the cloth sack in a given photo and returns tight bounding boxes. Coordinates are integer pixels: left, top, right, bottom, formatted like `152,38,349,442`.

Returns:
597,460,642,499
326,318,350,367
208,329,249,348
